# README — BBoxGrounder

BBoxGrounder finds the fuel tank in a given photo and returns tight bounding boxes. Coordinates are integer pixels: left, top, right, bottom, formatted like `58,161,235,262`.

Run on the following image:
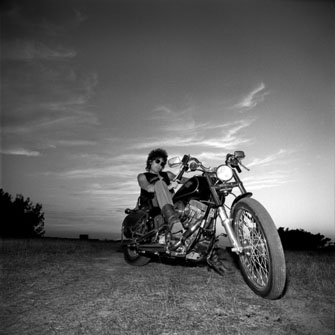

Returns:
173,176,211,203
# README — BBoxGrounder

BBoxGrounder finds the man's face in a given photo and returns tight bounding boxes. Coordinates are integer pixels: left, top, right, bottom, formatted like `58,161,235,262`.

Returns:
151,157,166,173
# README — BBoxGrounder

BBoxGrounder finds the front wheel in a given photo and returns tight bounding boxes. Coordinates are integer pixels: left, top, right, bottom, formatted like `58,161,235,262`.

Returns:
232,198,286,299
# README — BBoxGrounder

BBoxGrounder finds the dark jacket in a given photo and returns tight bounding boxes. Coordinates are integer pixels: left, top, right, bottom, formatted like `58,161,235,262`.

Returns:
139,172,170,209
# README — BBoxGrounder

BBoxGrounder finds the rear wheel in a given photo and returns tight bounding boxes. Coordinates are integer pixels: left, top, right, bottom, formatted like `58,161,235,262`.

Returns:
123,216,151,266
233,198,286,299
124,244,151,266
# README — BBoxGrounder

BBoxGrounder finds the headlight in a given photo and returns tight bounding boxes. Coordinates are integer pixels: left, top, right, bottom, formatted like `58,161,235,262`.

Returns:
216,165,233,181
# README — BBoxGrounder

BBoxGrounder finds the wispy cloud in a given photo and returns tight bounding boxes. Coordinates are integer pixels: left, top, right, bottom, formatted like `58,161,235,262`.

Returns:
2,40,77,61
73,180,140,197
242,149,297,190
244,169,295,190
1,1,96,155
1,3,87,37
1,148,41,157
73,9,88,25
56,140,97,147
47,163,141,180
130,117,255,151
2,51,99,152
247,149,292,168
233,82,269,112
150,105,206,132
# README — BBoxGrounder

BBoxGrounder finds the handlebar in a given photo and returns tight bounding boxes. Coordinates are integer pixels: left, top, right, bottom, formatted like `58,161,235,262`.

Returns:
175,164,188,182
173,155,189,182
174,151,249,181
225,152,249,173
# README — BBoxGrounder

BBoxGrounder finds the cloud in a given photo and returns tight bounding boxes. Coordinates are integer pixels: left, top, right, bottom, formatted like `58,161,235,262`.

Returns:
1,2,88,37
47,162,141,180
73,9,88,24
2,53,99,152
2,107,100,154
241,149,298,190
244,170,295,190
130,117,255,151
73,180,140,197
142,104,256,151
150,105,205,132
55,140,97,147
2,40,77,61
1,148,41,157
233,82,269,112
1,3,97,156
247,149,292,168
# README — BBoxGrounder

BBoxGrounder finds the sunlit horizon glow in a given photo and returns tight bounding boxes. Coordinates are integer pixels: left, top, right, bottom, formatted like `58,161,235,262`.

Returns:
1,0,334,241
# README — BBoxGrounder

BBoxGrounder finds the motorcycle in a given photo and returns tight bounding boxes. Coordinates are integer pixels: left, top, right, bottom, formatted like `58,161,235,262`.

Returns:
121,151,286,300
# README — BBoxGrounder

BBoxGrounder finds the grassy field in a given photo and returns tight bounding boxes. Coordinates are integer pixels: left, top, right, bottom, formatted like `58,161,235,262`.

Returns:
0,238,334,335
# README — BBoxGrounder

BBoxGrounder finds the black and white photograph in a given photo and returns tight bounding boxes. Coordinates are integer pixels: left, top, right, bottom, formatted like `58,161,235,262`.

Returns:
1,0,334,334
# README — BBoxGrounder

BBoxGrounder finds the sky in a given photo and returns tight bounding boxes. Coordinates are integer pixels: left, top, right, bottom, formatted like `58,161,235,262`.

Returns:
1,0,334,241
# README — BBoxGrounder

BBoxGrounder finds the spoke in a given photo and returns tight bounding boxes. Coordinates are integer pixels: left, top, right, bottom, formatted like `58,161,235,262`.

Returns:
238,209,270,288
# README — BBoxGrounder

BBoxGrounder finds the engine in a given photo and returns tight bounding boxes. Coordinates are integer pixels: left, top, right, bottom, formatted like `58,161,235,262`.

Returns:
175,199,208,229
172,199,211,258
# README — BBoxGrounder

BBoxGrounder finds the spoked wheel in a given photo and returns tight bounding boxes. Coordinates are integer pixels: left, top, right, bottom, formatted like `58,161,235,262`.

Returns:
233,198,286,299
123,217,151,266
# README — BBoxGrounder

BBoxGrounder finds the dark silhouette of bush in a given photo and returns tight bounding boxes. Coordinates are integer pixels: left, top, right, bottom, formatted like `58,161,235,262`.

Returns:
278,227,331,250
0,189,45,238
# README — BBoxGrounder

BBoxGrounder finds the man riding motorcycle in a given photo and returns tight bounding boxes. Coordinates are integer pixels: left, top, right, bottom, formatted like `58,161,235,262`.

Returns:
137,148,187,244
134,148,233,274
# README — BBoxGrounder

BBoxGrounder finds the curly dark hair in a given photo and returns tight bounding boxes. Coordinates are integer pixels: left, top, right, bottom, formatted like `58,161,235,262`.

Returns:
145,148,168,171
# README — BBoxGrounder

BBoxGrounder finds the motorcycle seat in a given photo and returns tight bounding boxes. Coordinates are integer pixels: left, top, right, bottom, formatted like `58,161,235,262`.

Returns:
124,207,161,216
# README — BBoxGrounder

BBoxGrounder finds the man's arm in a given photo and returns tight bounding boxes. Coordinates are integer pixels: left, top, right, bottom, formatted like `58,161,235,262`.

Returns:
137,173,155,193
167,171,188,184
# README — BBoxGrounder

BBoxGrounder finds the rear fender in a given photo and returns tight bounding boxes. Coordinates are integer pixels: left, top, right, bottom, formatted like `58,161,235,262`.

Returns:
122,210,148,239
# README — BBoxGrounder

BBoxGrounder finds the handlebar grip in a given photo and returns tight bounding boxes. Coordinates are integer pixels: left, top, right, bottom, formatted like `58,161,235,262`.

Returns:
176,165,187,181
182,154,190,164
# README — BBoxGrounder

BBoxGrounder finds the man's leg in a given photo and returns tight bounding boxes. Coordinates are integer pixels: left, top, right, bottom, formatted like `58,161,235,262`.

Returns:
154,180,183,235
154,180,173,207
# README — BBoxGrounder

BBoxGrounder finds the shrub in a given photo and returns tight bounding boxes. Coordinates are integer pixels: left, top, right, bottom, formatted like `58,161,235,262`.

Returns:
278,227,331,250
0,189,45,238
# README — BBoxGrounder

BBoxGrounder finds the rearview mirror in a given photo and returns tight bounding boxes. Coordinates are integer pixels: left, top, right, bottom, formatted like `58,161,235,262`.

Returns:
234,151,245,159
168,156,181,168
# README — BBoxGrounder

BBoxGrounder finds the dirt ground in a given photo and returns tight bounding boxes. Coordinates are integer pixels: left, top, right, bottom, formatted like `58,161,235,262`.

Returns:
0,241,334,335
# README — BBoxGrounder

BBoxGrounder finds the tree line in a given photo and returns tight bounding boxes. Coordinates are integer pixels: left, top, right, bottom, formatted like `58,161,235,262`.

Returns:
277,227,331,250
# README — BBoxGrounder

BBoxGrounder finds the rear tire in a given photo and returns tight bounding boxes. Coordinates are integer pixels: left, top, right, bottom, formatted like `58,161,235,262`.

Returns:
233,198,286,299
122,215,151,266
124,244,150,266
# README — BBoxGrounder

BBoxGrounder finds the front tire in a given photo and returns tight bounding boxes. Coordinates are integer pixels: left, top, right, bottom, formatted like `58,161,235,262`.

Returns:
233,198,286,299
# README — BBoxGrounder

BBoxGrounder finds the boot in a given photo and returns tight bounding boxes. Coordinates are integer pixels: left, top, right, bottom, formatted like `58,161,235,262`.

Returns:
207,248,235,275
161,204,183,241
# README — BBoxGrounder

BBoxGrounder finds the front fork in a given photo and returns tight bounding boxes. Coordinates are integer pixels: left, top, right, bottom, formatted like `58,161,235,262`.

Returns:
217,206,243,253
205,172,245,254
